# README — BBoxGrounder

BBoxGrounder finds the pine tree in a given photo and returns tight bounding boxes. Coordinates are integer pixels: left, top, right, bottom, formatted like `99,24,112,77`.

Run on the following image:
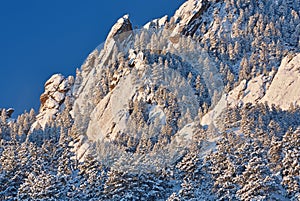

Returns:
78,149,106,200
0,142,23,200
268,136,283,173
239,56,251,81
176,149,215,201
18,170,65,200
236,156,286,201
281,129,300,198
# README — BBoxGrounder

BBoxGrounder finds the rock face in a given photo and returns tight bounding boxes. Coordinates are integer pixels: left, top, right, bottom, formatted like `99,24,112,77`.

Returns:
202,54,300,126
104,14,133,50
174,0,209,26
71,15,134,123
143,15,168,30
172,0,210,35
261,54,300,110
34,74,74,129
86,74,136,141
225,53,300,110
29,0,300,163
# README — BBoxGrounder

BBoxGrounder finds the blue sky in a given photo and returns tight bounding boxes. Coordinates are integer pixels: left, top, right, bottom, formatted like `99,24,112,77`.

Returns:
0,0,185,115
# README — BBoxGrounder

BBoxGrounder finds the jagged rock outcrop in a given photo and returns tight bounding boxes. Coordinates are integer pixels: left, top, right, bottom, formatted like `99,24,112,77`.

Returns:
173,0,209,28
170,0,211,40
104,14,133,50
71,15,134,122
29,0,300,163
143,15,168,30
33,74,74,129
201,74,275,126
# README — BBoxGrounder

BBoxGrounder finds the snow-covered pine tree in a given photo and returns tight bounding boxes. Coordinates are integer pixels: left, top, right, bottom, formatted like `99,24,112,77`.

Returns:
281,128,300,198
78,148,106,200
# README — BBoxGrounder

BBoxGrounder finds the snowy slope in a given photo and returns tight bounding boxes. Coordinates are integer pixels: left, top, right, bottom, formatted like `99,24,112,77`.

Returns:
6,0,300,200
29,0,300,166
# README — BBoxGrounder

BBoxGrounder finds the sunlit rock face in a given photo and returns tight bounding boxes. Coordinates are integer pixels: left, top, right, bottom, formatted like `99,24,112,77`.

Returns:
261,53,300,110
34,74,74,129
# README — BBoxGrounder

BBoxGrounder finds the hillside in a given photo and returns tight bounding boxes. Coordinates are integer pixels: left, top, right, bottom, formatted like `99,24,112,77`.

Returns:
0,0,299,200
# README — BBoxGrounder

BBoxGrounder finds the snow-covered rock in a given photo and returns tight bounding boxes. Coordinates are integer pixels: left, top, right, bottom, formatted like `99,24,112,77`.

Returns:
174,123,195,145
71,15,134,123
170,0,209,42
202,73,274,127
225,54,300,111
86,74,136,141
33,74,74,129
172,0,210,36
40,74,73,111
174,0,207,25
104,14,133,50
6,108,14,118
143,15,168,30
148,105,166,125
261,53,300,110
44,74,65,92
201,94,227,126
202,54,300,127
227,74,274,107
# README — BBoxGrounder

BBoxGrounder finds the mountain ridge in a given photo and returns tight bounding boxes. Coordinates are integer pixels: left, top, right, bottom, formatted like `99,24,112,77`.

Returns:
0,0,300,200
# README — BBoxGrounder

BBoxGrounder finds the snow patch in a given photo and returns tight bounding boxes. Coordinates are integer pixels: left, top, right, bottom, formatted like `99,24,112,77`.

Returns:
174,123,195,145
148,105,166,125
201,94,227,127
